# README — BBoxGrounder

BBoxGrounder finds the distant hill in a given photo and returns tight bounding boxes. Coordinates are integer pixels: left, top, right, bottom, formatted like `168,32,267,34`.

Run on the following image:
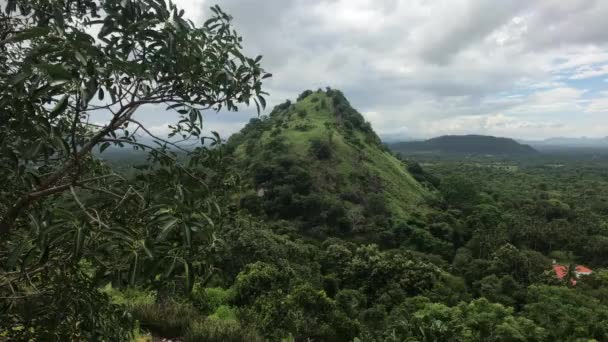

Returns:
523,137,608,149
390,135,539,156
225,88,430,237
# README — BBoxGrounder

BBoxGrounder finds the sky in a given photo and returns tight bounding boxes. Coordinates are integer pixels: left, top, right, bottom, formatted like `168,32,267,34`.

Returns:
64,1,608,140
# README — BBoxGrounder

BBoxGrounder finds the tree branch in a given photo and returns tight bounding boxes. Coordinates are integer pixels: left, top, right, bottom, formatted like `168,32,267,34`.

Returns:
127,118,191,153
0,103,139,235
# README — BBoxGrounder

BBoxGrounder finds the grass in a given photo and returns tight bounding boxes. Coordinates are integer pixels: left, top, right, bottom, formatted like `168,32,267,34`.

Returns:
184,319,263,342
105,285,257,341
131,300,201,338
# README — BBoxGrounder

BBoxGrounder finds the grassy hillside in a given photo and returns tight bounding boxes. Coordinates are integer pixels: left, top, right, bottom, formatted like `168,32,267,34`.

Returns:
226,88,430,239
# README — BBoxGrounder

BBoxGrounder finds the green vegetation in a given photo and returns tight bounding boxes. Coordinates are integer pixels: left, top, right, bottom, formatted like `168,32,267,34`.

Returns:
0,0,269,340
227,88,429,240
2,1,608,341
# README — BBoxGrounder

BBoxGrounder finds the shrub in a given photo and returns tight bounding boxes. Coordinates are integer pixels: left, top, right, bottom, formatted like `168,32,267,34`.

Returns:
310,138,332,160
407,162,424,176
297,89,313,101
320,99,328,109
103,285,156,307
191,286,235,315
295,123,313,131
364,193,388,216
340,191,363,204
234,262,293,305
209,305,238,321
270,100,291,116
266,136,288,153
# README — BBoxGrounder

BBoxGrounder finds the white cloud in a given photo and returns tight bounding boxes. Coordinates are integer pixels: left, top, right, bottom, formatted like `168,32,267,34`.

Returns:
127,0,608,139
570,64,608,80
586,92,608,113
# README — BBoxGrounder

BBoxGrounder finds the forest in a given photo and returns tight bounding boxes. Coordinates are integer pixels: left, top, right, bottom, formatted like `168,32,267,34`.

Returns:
2,1,608,341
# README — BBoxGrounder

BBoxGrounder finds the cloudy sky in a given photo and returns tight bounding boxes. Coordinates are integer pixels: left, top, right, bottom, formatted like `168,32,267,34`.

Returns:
145,0,608,140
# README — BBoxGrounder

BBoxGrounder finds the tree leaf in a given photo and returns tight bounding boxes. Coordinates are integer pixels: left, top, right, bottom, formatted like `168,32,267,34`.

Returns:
10,72,29,85
38,64,72,81
164,257,177,278
50,95,69,118
257,95,266,109
130,253,139,285
74,51,87,66
74,225,83,259
100,142,111,153
8,27,50,43
140,241,154,259
157,219,178,240
183,260,194,292
183,224,191,247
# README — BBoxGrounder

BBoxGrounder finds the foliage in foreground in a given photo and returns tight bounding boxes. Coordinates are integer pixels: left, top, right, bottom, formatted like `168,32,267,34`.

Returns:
0,0,269,339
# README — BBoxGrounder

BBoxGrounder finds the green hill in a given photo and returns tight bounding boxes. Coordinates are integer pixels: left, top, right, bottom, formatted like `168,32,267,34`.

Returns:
226,88,430,238
390,135,539,156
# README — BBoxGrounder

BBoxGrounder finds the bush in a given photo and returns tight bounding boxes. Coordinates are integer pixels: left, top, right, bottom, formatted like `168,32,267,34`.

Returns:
270,100,291,116
320,99,328,109
310,138,332,160
297,90,314,101
103,285,156,307
340,191,363,204
234,262,294,305
270,128,281,137
191,286,235,315
209,305,238,321
407,161,424,175
295,122,313,131
364,193,388,216
266,136,288,153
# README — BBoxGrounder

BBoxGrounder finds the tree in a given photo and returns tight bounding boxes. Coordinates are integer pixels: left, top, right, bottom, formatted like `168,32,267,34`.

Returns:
408,299,546,342
523,285,608,341
0,0,270,339
440,175,480,209
0,0,269,233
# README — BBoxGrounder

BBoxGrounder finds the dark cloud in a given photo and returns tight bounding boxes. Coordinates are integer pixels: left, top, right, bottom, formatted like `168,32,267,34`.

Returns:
524,1,608,49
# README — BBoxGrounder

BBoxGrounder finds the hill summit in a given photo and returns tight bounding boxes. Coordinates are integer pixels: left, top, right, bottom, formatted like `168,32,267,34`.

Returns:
226,88,430,238
390,134,539,156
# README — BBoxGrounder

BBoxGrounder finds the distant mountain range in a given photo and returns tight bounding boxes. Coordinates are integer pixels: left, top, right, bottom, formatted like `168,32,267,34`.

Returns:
521,137,608,148
389,135,539,156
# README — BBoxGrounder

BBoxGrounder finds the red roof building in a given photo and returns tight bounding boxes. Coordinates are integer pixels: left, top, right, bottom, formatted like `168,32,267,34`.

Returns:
552,263,593,286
